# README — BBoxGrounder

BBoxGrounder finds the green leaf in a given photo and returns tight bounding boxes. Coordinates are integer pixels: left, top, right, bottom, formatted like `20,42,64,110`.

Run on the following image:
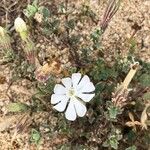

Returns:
90,28,102,43
139,74,150,87
23,9,31,18
28,5,37,15
108,106,118,119
23,4,37,18
129,38,137,54
38,6,50,18
103,128,122,150
42,7,50,18
30,129,41,144
143,92,150,101
65,19,76,30
95,83,105,93
103,134,120,150
127,130,136,142
110,138,118,150
58,2,66,13
32,0,39,7
125,145,137,150
102,140,109,147
7,102,29,112
69,35,81,46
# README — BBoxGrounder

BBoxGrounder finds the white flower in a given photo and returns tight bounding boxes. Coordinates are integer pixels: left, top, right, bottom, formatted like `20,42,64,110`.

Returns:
14,17,27,33
51,73,95,121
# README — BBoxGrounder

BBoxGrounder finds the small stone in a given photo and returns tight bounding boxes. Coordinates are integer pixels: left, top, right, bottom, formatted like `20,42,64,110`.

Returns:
40,39,43,43
41,45,45,49
36,43,41,48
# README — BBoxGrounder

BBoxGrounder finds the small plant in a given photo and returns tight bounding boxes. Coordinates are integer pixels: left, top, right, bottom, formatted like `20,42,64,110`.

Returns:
23,0,38,19
0,26,14,62
14,17,37,65
23,0,50,22
103,128,122,149
7,102,29,113
30,128,41,145
108,62,139,119
125,145,137,150
107,101,123,120
90,28,102,50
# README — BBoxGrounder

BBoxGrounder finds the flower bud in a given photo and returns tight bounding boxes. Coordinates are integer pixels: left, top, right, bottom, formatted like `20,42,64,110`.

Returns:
0,26,12,52
0,26,5,37
14,17,28,40
14,17,37,65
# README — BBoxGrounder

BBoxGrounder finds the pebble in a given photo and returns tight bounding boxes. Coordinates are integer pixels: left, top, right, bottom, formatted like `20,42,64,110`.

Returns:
41,45,45,49
36,43,41,48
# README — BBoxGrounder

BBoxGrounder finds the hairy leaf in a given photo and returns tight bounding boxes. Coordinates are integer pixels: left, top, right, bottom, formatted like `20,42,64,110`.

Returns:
7,102,29,112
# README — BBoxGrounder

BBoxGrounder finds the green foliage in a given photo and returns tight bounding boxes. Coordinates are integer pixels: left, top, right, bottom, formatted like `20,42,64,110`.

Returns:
90,58,119,106
103,101,123,122
139,73,150,87
0,27,15,63
90,28,102,49
143,92,150,101
38,6,50,19
129,38,137,54
143,131,150,146
103,128,122,149
11,60,35,80
68,67,77,74
90,58,118,81
115,56,132,74
23,2,38,18
23,0,50,21
125,145,137,150
57,117,71,133
30,128,41,145
90,28,101,42
126,130,136,142
58,144,90,150
108,104,122,120
81,4,98,22
3,49,15,63
69,34,81,46
58,2,66,14
65,19,76,30
37,77,55,95
43,19,60,35
7,102,29,112
31,78,55,111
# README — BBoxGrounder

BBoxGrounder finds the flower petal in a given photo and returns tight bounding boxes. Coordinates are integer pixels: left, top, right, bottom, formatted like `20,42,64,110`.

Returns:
77,93,95,102
53,97,69,112
77,75,90,90
72,73,81,88
61,77,72,88
54,84,66,94
80,82,95,93
51,94,69,104
65,101,76,121
72,97,87,117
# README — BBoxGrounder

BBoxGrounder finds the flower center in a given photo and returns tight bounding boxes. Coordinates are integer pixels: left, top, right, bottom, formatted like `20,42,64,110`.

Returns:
68,88,76,97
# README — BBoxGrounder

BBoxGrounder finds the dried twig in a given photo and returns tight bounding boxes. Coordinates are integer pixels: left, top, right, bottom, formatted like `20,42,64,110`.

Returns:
112,62,139,108
100,0,121,32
